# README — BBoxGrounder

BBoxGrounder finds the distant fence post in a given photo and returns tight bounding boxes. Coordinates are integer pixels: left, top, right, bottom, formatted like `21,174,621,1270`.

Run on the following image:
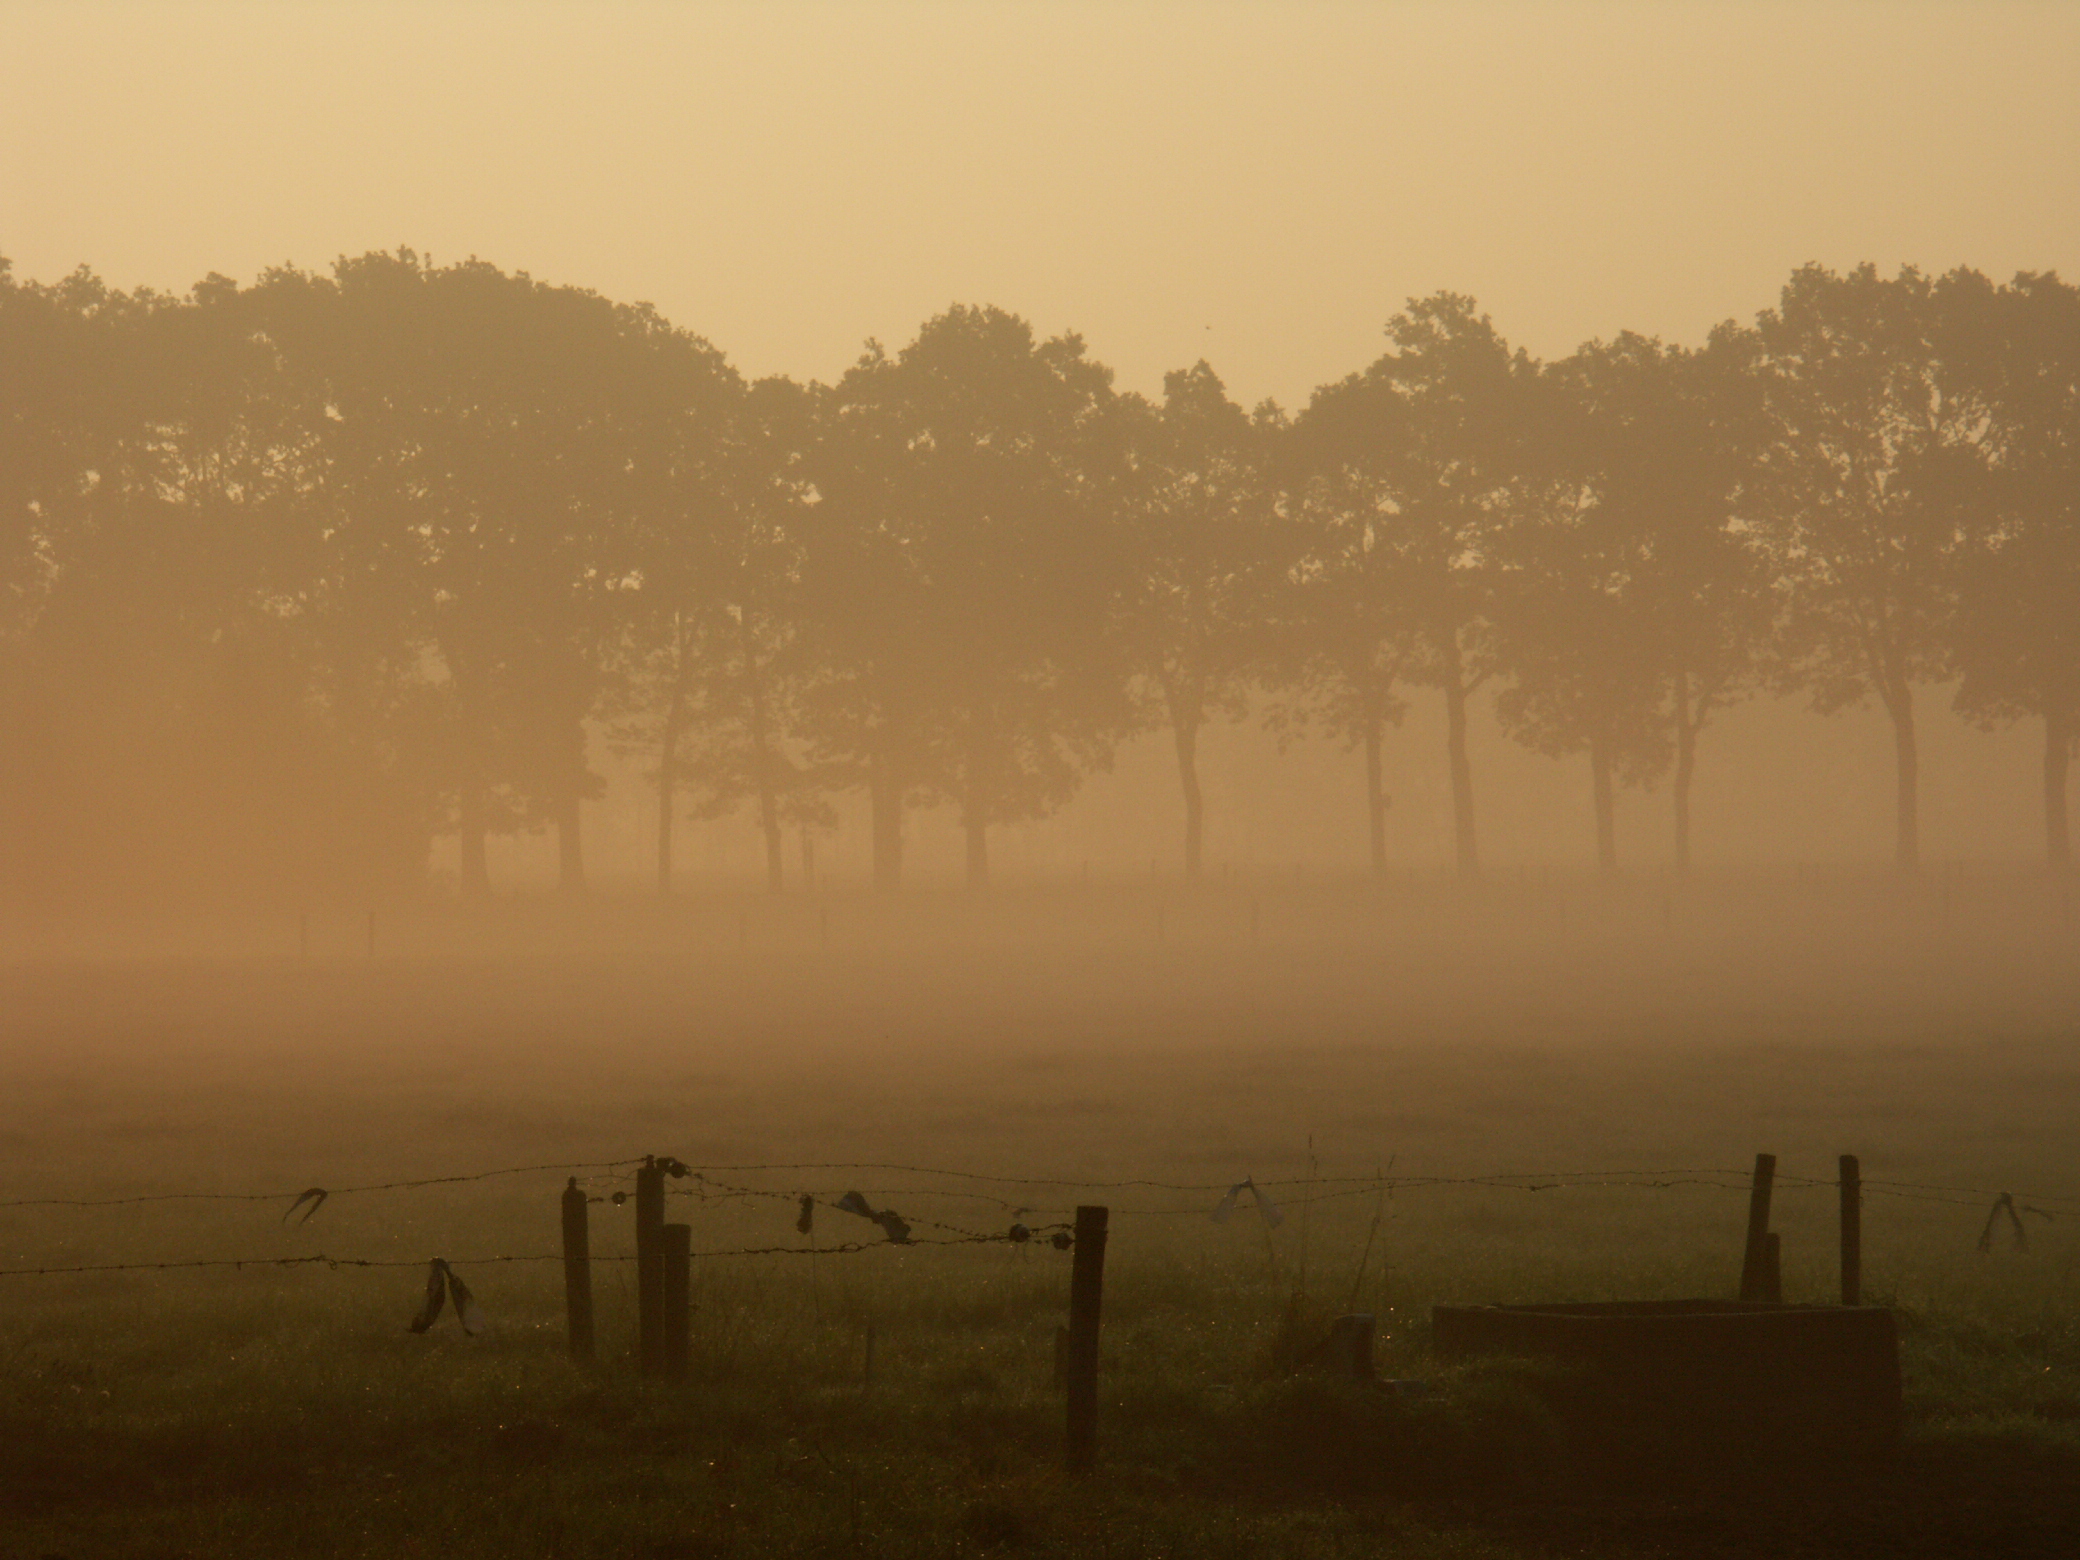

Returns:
1065,1204,1109,1473
562,1177,594,1362
636,1158,665,1378
1839,1154,1862,1307
1739,1152,1777,1302
662,1222,691,1382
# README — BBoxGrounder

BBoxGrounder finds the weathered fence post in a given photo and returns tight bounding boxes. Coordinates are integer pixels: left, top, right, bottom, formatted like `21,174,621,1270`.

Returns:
1739,1153,1777,1302
1325,1314,1376,1381
562,1177,594,1362
636,1157,665,1377
1839,1153,1862,1307
662,1222,691,1382
1065,1204,1109,1473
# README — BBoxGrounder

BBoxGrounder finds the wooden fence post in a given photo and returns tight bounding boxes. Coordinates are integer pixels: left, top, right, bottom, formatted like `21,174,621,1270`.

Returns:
662,1222,691,1382
1840,1154,1861,1306
1326,1314,1376,1381
636,1158,665,1377
1065,1204,1109,1473
562,1177,594,1362
1739,1153,1776,1302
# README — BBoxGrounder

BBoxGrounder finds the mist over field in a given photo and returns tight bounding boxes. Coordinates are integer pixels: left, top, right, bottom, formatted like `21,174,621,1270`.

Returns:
3,3,2078,1557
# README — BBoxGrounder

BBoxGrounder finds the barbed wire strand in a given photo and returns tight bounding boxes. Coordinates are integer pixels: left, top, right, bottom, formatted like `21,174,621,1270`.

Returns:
0,1228,1049,1280
0,1159,648,1212
5,1157,2072,1221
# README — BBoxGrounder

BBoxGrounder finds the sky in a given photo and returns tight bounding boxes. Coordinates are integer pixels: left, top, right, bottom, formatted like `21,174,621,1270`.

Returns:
3,0,2076,409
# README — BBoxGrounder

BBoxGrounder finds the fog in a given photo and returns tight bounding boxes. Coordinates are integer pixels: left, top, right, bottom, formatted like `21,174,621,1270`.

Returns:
5,6,2080,1556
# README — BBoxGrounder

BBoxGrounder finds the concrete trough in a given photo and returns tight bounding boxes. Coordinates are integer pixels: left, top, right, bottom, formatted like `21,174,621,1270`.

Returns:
1432,1301,1902,1454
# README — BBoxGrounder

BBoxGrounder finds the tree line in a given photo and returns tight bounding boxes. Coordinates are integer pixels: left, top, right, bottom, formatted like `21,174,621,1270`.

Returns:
1,252,2072,905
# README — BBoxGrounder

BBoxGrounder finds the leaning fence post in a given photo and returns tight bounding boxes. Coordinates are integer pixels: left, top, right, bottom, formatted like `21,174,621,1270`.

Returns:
562,1177,594,1362
1839,1154,1862,1306
1065,1204,1109,1473
1739,1152,1776,1302
636,1157,665,1377
662,1222,691,1382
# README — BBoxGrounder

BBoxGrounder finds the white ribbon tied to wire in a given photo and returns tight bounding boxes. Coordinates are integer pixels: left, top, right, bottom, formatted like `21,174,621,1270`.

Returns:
1210,1177,1283,1228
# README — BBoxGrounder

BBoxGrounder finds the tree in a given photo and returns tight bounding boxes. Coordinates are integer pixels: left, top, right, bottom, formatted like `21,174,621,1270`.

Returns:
804,306,1128,889
1116,362,1278,879
312,252,725,894
1281,380,1419,878
1509,330,1770,874
1290,295,1531,877
1928,269,2080,872
614,373,823,894
1750,265,1963,873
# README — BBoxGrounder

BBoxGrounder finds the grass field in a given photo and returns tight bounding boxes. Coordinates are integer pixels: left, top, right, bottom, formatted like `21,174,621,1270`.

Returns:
5,874,2079,1557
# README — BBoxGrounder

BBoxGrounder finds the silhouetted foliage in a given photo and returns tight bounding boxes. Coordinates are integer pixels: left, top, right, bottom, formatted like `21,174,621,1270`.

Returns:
0,250,2069,905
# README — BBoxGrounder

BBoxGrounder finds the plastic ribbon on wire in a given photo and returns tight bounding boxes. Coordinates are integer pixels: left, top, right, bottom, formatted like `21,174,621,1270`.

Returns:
1977,1192,2049,1254
1211,1177,1284,1229
833,1190,912,1245
282,1188,328,1225
406,1259,486,1335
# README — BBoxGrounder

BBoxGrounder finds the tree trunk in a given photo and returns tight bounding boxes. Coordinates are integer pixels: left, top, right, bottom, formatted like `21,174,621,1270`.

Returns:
1673,668,1696,881
1440,628,1478,878
655,697,682,898
1364,715,1388,879
965,815,989,891
458,783,490,899
1591,734,1617,876
556,786,584,894
2047,699,2072,874
742,620,784,894
870,741,902,891
1882,677,1919,873
1173,713,1204,880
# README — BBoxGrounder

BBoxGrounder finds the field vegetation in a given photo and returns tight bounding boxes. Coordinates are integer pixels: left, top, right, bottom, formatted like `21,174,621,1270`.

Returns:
5,876,2079,1557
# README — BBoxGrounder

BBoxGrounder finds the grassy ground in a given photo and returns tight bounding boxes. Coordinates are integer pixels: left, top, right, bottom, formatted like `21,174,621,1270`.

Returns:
4,875,2078,1556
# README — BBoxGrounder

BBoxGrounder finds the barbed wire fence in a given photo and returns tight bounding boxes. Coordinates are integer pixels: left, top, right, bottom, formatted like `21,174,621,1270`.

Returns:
4,1152,2068,1281
5,1147,2068,1467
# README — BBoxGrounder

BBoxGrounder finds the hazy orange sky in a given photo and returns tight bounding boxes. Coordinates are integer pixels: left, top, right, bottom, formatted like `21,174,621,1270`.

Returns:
4,1,2075,407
